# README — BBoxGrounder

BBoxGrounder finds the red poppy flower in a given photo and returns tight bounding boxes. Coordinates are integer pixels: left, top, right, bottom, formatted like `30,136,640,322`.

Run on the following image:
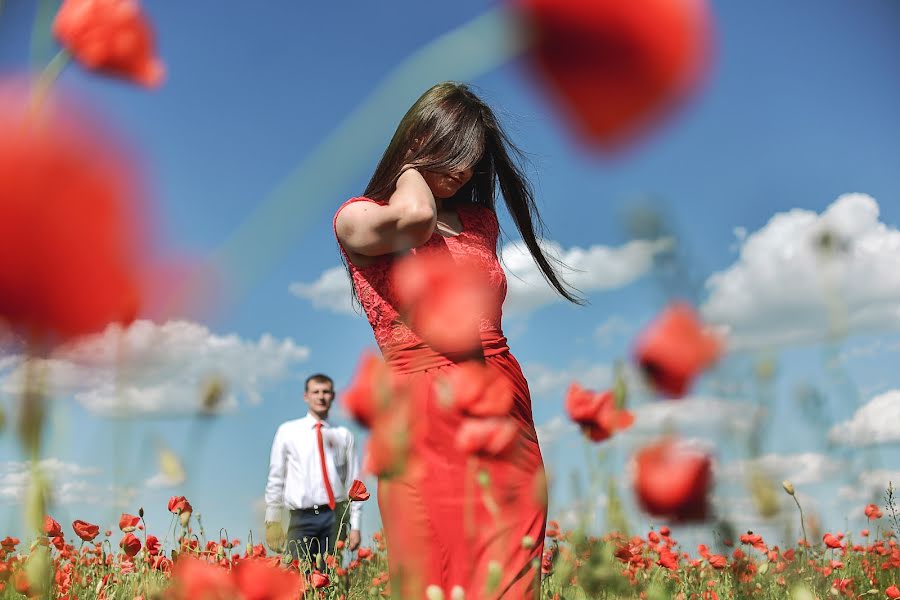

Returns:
0,84,149,346
633,437,712,522
72,519,100,542
656,547,679,570
120,533,141,557
145,534,160,556
43,516,63,538
565,382,634,442
53,0,165,88
633,302,723,398
510,0,712,152
439,361,514,417
392,251,492,355
233,558,306,600
823,533,843,550
0,535,19,549
886,585,900,599
739,532,767,553
357,547,373,559
343,352,393,428
454,417,519,457
864,503,882,520
310,571,331,589
707,554,727,569
118,513,140,533
348,479,370,502
167,496,191,514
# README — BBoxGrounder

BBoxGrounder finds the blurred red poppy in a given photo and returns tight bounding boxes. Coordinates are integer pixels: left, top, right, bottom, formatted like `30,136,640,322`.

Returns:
145,534,160,556
120,532,141,557
118,513,140,533
233,558,306,600
310,571,331,589
167,496,192,514
343,352,392,428
53,0,165,88
168,556,236,599
348,479,370,502
511,0,712,151
0,84,149,347
43,516,62,537
72,519,100,541
633,437,712,522
565,382,634,442
392,251,491,356
455,417,519,457
864,503,882,520
634,302,722,398
823,533,843,550
440,361,513,417
886,585,900,599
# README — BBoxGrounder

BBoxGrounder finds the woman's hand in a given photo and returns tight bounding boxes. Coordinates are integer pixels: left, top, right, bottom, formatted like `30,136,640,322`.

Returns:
335,167,437,258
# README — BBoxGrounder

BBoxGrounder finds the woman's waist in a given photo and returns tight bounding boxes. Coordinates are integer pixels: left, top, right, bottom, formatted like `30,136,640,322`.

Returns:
381,329,510,374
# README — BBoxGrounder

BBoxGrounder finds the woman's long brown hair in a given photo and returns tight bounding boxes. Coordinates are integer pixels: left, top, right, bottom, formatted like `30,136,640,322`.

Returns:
346,81,582,306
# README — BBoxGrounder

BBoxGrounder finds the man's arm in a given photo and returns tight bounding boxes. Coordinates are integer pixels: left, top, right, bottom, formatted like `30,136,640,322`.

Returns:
264,426,288,523
264,426,288,551
346,431,363,550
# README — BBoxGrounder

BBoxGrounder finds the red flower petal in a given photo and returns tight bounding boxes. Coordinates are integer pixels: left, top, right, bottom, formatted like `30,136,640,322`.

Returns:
512,0,713,151
53,0,165,88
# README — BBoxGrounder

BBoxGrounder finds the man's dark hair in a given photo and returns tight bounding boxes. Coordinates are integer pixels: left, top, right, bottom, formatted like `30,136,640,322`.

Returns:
305,373,334,392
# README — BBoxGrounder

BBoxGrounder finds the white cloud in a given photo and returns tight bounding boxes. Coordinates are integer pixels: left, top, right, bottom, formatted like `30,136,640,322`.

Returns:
719,452,844,486
594,316,631,347
289,266,356,315
290,238,670,319
829,390,900,446
535,416,578,448
624,397,755,439
502,238,672,316
0,459,134,507
837,469,900,502
522,361,614,401
0,320,310,417
703,194,900,349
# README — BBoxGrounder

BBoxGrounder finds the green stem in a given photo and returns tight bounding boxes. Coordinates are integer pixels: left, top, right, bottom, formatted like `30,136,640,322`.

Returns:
30,49,69,117
793,494,808,562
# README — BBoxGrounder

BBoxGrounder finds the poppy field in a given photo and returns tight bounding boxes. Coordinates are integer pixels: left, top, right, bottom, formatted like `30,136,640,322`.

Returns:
2,0,900,598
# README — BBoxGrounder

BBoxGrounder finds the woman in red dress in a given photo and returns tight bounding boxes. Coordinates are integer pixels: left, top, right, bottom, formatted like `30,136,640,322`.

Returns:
334,82,580,599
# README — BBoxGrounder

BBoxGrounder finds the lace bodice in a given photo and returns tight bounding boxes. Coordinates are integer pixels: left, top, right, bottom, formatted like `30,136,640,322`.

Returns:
334,197,508,352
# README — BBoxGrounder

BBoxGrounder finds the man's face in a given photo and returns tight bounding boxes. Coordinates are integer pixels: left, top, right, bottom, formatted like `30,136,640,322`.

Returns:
304,380,335,417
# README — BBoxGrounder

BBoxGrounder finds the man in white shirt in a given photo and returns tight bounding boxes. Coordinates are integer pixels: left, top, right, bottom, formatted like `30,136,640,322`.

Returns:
265,373,362,562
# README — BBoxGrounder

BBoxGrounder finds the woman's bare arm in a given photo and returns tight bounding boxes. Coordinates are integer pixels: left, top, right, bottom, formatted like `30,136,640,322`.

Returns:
336,169,437,257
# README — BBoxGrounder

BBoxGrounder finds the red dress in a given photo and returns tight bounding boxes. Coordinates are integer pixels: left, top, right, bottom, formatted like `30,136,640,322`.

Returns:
335,198,547,599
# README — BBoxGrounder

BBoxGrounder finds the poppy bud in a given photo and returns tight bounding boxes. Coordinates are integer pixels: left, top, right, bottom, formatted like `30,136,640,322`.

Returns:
138,507,144,518
450,586,465,600
782,480,795,496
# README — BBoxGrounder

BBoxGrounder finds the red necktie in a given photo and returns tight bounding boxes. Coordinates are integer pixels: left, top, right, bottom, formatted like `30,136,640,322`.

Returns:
315,422,336,510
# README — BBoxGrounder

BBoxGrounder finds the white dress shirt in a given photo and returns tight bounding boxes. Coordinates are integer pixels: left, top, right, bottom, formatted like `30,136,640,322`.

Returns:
265,413,362,531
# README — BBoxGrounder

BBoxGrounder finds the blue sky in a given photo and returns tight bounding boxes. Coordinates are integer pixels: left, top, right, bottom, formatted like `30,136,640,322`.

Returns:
1,0,900,550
